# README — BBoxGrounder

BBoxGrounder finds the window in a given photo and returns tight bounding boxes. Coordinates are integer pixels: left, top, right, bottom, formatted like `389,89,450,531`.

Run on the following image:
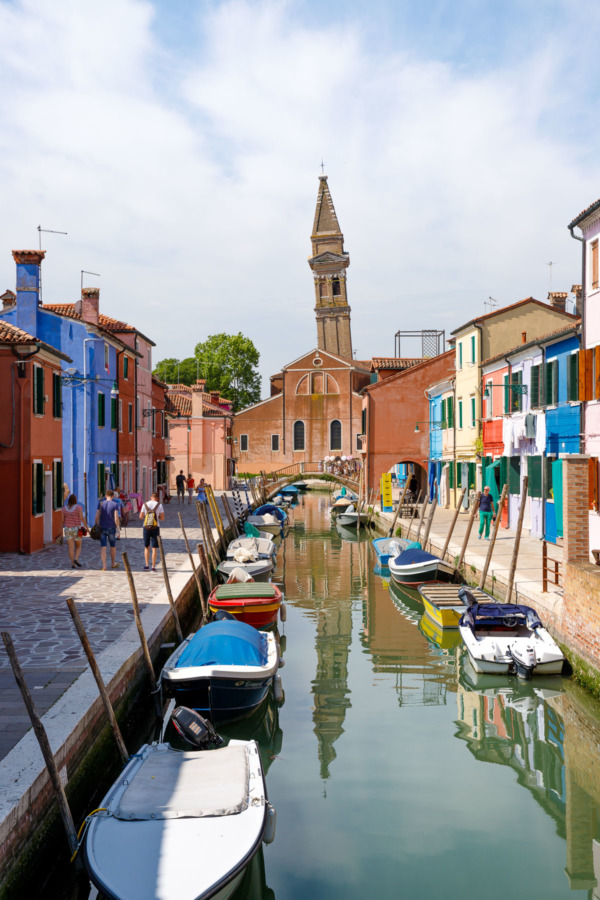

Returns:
589,457,599,512
98,392,106,427
293,420,305,451
485,380,493,418
530,365,541,409
356,433,362,451
468,462,476,490
544,456,555,500
503,374,510,414
545,359,558,406
32,461,44,514
361,408,367,435
123,356,129,379
447,397,454,428
332,279,341,296
592,239,599,291
52,460,63,509
528,456,542,498
509,456,521,493
118,399,123,432
567,353,579,402
448,462,455,489
441,398,447,427
97,462,106,498
458,399,463,429
128,403,133,433
458,343,463,369
319,281,327,299
111,396,118,430
470,396,476,427
471,335,476,363
52,372,62,418
271,434,279,452
33,364,45,416
240,434,248,452
330,419,342,451
104,343,109,371
511,371,523,413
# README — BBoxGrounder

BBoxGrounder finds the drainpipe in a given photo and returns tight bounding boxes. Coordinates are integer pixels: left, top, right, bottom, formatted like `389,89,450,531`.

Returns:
569,225,586,457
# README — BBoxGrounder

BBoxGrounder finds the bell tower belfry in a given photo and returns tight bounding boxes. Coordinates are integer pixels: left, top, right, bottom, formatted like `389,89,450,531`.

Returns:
309,176,353,359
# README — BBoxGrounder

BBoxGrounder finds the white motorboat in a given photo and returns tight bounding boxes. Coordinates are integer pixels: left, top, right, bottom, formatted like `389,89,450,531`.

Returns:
217,557,274,583
388,547,455,586
227,536,276,560
458,595,565,678
336,504,370,527
245,514,286,535
83,711,275,900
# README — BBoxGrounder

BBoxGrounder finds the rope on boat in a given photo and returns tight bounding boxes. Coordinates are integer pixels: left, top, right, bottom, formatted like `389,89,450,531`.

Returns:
70,808,109,862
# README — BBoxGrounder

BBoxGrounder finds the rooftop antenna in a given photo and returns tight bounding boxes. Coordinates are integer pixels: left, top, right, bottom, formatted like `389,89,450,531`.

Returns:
484,296,498,315
36,225,67,303
547,261,554,289
81,270,101,294
320,158,325,175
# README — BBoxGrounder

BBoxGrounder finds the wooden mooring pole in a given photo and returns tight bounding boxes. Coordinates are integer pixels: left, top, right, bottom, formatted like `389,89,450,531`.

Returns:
388,478,410,537
157,534,184,643
441,487,467,560
65,598,129,764
421,496,438,549
1,631,79,859
415,494,429,542
178,513,206,613
121,552,161,715
506,476,528,604
198,542,214,592
456,491,481,573
478,484,507,591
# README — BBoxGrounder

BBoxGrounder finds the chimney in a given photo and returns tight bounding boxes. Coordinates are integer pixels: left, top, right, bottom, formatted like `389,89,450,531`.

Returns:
1,289,16,309
521,331,527,344
76,287,100,325
548,291,568,312
12,250,45,335
196,378,206,392
210,390,220,406
572,284,582,317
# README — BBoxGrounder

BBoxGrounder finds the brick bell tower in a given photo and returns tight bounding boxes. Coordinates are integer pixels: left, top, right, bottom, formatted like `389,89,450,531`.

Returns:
309,175,353,359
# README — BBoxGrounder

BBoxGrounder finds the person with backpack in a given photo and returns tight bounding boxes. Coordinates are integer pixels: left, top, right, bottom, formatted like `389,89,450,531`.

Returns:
95,489,121,570
139,491,165,571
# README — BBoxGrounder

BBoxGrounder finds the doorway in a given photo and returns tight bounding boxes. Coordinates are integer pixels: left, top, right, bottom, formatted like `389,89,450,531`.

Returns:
44,472,53,544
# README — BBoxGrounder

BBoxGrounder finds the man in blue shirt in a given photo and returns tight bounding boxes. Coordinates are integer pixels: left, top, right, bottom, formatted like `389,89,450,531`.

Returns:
95,489,121,570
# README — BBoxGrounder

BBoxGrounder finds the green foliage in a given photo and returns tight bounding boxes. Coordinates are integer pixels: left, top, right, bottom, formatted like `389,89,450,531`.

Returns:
154,333,261,412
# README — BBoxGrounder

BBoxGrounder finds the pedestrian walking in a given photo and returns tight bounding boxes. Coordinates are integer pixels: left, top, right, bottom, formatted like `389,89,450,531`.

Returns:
139,491,165,571
95,489,121,570
408,473,418,503
61,494,89,568
187,474,195,504
175,470,186,504
196,478,207,504
478,485,496,540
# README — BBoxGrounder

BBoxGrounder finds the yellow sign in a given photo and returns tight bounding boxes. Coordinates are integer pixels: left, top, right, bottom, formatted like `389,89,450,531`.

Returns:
380,472,393,511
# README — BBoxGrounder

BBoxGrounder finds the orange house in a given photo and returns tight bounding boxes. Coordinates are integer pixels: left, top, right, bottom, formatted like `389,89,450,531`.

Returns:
0,321,71,552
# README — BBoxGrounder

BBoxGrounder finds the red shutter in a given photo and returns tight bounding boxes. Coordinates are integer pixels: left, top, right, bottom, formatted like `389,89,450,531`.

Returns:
589,457,599,512
596,346,600,401
586,349,595,401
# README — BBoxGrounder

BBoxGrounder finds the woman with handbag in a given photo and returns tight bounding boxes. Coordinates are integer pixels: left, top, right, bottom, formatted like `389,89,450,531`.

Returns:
61,494,89,569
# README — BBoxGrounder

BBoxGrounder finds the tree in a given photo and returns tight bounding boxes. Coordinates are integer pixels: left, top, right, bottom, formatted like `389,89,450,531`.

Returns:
154,333,261,411
195,333,261,412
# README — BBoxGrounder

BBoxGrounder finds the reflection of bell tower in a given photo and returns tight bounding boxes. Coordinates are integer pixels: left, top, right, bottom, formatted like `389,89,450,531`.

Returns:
312,602,353,779
309,176,353,359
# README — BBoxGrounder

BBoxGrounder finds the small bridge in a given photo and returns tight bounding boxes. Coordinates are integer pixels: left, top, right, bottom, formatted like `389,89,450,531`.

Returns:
262,462,359,500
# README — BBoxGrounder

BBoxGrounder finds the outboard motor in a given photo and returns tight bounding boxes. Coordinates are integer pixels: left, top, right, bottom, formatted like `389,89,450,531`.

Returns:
171,706,223,748
213,609,237,622
511,645,537,680
458,587,478,608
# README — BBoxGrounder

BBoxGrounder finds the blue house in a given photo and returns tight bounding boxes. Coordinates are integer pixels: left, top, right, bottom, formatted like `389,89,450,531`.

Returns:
426,377,453,502
2,251,126,517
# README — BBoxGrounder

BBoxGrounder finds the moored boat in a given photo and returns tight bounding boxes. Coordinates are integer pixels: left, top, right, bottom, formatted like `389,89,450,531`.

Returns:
208,582,284,628
458,596,565,678
83,710,275,900
417,584,488,629
247,504,288,535
336,504,370,527
217,557,274,583
160,619,280,721
388,547,456,587
226,535,277,559
372,536,421,566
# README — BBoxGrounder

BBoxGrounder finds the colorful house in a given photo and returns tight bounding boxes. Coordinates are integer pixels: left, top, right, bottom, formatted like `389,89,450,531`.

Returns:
0,319,71,552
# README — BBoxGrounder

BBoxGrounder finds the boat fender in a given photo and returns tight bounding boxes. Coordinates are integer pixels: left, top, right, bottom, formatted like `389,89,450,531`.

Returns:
278,657,285,668
213,609,237,622
273,674,284,704
279,603,287,622
263,802,277,844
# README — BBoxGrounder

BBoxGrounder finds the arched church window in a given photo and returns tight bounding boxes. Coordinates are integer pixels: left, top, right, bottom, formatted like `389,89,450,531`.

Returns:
325,375,339,394
319,281,327,298
332,279,341,296
296,374,309,394
330,419,342,451
293,420,305,451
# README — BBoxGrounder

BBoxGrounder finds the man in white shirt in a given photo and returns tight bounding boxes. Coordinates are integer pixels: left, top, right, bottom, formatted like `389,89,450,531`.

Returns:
139,491,165,572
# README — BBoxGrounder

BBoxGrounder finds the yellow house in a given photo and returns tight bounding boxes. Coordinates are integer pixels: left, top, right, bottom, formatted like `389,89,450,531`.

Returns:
448,297,578,508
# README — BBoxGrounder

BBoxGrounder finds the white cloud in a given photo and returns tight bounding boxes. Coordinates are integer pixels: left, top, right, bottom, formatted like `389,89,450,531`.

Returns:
0,0,597,385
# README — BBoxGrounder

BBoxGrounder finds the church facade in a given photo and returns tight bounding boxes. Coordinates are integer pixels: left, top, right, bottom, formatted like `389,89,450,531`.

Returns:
232,176,370,474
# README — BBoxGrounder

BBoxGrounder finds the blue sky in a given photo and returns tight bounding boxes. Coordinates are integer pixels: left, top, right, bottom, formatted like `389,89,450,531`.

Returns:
0,0,598,387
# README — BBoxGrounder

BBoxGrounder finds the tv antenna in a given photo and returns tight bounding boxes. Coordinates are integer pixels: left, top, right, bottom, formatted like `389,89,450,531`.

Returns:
547,261,554,289
81,270,101,293
36,225,67,303
320,158,325,175
484,296,498,314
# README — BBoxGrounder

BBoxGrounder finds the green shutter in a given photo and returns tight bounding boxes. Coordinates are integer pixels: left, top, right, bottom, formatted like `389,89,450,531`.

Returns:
53,460,63,508
528,456,542,498
468,462,476,489
544,456,554,499
567,354,578,402
98,393,105,427
98,463,105,498
447,397,454,428
530,365,540,409
471,335,476,362
111,397,117,430
545,360,558,406
32,462,44,514
448,462,455,489
459,344,463,368
33,365,45,415
471,396,476,427
52,372,62,418
504,374,510,414
500,456,508,492
124,356,129,378
441,398,446,428
511,371,522,413
509,456,521,493
458,401,463,429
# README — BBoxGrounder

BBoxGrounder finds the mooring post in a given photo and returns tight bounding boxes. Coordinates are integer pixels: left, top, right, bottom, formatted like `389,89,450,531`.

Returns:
198,541,214,592
65,598,129,764
157,535,184,642
441,487,467,560
421,497,438,550
178,513,205,611
121,552,161,714
1,632,79,859
388,477,410,537
415,495,429,542
478,484,507,591
201,501,221,566
456,491,481,573
506,476,529,603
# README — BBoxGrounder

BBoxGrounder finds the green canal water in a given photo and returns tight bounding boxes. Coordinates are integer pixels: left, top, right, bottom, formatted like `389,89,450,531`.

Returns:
44,491,600,899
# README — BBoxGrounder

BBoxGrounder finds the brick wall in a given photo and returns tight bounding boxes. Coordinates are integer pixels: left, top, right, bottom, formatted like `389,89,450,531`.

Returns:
563,455,591,563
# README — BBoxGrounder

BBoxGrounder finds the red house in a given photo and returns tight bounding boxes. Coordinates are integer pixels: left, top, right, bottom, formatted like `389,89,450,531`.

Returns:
0,320,71,552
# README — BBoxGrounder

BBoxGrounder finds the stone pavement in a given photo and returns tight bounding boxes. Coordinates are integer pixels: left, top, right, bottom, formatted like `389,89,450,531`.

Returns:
0,494,233,761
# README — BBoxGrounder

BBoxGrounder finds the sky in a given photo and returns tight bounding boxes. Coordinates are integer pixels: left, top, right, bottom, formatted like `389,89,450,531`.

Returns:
0,0,599,392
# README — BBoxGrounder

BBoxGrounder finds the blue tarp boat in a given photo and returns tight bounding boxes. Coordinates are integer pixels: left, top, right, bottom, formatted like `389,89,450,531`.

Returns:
388,547,456,587
161,620,280,721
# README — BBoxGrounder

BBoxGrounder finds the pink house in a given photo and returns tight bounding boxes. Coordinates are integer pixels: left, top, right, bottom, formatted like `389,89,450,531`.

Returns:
166,380,234,491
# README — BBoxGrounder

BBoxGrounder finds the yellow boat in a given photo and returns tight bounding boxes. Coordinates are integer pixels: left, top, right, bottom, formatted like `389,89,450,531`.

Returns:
419,613,463,650
418,585,490,629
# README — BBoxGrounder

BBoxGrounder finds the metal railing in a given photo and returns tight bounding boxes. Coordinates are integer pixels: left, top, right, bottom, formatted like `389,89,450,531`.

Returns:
542,540,562,592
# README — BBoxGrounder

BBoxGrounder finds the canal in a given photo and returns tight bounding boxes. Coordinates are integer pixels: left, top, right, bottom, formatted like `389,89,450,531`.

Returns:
43,490,600,898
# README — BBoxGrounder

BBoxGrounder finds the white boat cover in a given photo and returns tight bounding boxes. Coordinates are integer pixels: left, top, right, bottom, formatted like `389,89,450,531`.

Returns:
114,745,249,821
232,545,258,563
226,566,255,584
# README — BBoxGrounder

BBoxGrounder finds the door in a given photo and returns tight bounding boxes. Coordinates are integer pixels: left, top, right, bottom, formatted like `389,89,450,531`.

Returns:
44,472,53,544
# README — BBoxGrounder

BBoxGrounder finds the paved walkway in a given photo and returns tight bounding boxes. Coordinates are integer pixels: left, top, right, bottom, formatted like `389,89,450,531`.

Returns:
0,495,233,761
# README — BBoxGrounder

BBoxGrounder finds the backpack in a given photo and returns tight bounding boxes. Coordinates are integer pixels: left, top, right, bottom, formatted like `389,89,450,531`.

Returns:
143,503,158,529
